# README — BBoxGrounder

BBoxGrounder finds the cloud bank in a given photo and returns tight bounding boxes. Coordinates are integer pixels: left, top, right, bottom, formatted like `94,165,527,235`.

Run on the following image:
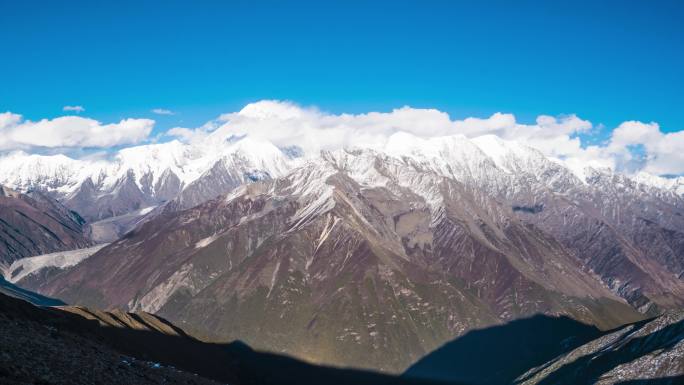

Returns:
0,112,154,150
1,100,683,176
168,100,684,176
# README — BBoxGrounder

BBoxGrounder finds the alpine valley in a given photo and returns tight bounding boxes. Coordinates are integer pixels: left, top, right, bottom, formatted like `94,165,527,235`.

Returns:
1,102,684,382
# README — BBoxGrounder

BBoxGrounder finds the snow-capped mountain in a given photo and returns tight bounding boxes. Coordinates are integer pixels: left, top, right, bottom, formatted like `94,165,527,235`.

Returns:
2,126,680,222
0,135,292,223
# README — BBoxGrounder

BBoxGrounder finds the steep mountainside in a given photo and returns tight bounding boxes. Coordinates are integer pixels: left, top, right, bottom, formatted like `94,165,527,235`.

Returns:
0,185,91,269
38,151,646,372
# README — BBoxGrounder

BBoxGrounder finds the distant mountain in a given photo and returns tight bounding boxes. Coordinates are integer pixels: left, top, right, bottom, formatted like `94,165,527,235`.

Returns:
0,137,291,223
0,291,445,385
0,185,91,270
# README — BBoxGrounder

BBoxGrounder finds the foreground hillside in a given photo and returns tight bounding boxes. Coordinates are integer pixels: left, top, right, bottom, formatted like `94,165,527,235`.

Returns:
1,290,681,385
0,292,445,385
0,291,220,384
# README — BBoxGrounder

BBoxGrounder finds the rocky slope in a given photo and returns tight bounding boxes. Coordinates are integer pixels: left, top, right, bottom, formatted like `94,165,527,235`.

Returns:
0,185,91,270
516,311,684,385
36,150,648,372
404,311,684,385
0,291,221,385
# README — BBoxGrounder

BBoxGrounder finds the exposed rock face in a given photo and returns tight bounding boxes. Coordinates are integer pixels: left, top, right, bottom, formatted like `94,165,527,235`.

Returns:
0,185,91,269
38,152,649,372
64,170,159,222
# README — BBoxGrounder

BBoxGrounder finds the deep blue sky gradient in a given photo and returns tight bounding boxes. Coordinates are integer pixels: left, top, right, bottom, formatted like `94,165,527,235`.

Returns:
1,0,682,139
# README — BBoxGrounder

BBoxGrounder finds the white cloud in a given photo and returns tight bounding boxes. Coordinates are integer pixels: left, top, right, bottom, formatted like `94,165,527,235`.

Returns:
0,112,154,150
168,100,684,176
606,121,684,175
151,108,175,115
7,100,684,176
63,105,85,113
166,127,198,142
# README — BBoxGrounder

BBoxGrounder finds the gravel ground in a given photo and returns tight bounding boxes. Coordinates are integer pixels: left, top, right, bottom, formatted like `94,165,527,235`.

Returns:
0,306,222,385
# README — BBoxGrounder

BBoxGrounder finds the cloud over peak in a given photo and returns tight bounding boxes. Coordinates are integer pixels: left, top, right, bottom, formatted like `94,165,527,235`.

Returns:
168,100,684,176
2,100,683,177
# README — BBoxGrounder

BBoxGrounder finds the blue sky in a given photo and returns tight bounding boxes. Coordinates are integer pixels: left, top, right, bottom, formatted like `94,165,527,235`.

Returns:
1,0,682,138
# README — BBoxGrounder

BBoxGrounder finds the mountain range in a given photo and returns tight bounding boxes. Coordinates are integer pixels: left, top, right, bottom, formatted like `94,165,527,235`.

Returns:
1,109,683,374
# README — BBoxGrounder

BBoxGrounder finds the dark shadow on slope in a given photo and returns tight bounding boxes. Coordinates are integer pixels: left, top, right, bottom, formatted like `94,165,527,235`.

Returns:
616,376,684,385
403,314,602,385
0,276,65,306
533,319,684,385
0,292,451,385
